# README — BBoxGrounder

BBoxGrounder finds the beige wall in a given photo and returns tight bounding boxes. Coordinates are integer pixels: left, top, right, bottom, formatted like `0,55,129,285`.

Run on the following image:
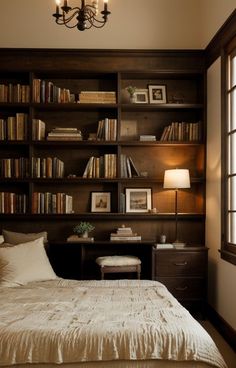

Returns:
0,1,235,49
200,0,236,48
206,58,236,329
0,0,201,49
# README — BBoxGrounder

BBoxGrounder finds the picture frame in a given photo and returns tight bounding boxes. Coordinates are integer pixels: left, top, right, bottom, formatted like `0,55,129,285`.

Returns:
91,192,111,212
148,85,167,104
134,89,149,103
125,188,152,213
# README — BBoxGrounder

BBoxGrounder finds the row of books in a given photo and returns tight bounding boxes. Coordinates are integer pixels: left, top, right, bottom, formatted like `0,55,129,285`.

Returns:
96,118,117,141
46,127,83,141
0,113,28,140
120,154,140,178
31,157,65,178
110,225,141,241
79,91,116,104
33,79,76,104
160,121,202,141
0,83,30,103
0,158,29,178
83,154,117,179
32,192,73,214
0,192,27,214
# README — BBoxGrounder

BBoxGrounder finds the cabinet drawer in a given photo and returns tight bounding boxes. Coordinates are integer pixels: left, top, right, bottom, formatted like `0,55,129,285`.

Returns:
157,277,205,300
154,251,206,277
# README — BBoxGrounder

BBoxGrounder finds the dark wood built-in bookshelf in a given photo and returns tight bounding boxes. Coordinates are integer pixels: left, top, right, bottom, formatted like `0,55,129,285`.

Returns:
0,48,206,246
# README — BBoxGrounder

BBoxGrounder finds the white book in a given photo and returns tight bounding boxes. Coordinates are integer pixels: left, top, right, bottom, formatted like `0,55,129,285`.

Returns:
155,243,174,249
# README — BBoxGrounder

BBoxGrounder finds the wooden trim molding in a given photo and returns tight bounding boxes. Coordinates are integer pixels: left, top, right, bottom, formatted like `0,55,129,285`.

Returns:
0,48,205,73
207,304,236,352
206,9,236,68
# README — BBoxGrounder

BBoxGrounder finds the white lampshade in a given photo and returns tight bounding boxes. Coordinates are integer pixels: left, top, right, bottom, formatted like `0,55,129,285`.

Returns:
163,169,190,189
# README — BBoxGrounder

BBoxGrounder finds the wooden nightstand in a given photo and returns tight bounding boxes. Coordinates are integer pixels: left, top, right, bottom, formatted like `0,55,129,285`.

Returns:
152,247,208,317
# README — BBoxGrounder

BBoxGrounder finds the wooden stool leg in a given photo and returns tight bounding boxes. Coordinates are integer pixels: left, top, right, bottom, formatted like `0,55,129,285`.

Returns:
137,265,141,279
101,267,104,280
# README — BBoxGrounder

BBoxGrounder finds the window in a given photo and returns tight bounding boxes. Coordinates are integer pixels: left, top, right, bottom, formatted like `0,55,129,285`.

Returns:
222,36,236,265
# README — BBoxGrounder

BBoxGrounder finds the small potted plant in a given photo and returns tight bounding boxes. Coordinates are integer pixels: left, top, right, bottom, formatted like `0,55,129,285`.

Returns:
126,85,136,103
73,221,95,238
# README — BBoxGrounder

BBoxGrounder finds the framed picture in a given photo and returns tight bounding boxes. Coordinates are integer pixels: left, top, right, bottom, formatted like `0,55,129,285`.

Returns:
148,85,167,104
134,89,149,103
91,192,111,212
125,188,152,213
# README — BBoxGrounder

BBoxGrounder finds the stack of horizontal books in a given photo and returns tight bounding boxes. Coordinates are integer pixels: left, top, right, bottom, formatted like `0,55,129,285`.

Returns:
110,225,141,241
47,127,82,141
139,135,156,141
79,91,116,104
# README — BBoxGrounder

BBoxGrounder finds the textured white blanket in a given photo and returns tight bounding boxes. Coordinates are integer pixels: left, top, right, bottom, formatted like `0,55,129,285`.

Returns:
0,279,226,368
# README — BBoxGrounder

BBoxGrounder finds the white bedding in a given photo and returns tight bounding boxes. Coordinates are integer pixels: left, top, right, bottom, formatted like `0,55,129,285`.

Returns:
0,279,227,368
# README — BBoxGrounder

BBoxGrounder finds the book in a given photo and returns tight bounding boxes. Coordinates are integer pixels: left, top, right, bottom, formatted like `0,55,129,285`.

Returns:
117,226,132,231
47,136,82,141
120,120,138,140
110,236,142,241
67,235,94,242
139,135,156,141
155,243,174,249
110,232,135,237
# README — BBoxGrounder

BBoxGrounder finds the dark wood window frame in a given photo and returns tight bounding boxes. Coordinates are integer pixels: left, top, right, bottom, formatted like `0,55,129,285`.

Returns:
221,36,236,265
206,9,236,265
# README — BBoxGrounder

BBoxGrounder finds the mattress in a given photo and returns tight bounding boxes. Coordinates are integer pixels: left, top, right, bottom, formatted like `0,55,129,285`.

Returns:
0,279,227,368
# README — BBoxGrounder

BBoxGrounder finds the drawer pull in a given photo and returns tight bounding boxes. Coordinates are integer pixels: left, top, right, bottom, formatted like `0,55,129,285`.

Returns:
175,286,188,291
174,262,187,266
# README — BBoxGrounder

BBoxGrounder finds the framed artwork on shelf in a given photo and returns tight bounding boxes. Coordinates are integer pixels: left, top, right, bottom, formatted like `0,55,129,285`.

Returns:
134,89,149,103
125,188,152,213
91,191,111,213
148,85,167,104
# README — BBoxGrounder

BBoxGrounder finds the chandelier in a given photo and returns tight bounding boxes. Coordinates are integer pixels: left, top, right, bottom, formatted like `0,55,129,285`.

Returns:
53,0,110,31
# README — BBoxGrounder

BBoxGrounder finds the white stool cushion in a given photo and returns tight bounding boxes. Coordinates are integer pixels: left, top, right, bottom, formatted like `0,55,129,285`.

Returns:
96,255,141,267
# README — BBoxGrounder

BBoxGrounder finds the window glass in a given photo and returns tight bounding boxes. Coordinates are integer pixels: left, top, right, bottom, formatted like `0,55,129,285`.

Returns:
231,56,236,87
228,176,236,210
228,89,236,131
228,133,236,174
228,212,236,244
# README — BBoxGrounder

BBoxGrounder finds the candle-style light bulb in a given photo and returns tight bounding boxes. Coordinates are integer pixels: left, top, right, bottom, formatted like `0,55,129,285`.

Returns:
104,0,108,11
55,0,61,14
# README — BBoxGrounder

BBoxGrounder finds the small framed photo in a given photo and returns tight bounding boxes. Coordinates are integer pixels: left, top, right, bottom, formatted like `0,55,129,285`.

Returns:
148,85,167,104
134,89,149,104
125,188,152,213
91,192,111,212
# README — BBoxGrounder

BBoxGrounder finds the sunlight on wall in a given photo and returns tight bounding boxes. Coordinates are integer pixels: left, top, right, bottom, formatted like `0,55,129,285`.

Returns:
206,58,236,329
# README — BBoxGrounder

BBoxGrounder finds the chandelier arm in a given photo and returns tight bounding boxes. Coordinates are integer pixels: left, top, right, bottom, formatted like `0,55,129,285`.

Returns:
84,9,108,25
62,9,80,24
56,18,78,27
84,18,106,29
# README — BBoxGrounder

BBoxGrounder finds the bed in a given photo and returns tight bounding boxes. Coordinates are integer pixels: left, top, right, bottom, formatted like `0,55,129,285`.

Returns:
0,234,227,368
0,278,227,368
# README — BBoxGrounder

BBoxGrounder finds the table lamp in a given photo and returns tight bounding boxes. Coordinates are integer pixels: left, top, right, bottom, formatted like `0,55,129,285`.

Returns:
163,169,190,245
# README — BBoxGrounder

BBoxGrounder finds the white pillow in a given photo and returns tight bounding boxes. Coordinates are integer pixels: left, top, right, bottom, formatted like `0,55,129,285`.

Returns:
0,237,57,287
0,235,4,244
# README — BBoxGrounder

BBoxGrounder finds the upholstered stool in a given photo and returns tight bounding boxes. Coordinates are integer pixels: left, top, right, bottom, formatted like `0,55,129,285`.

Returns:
96,255,141,280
